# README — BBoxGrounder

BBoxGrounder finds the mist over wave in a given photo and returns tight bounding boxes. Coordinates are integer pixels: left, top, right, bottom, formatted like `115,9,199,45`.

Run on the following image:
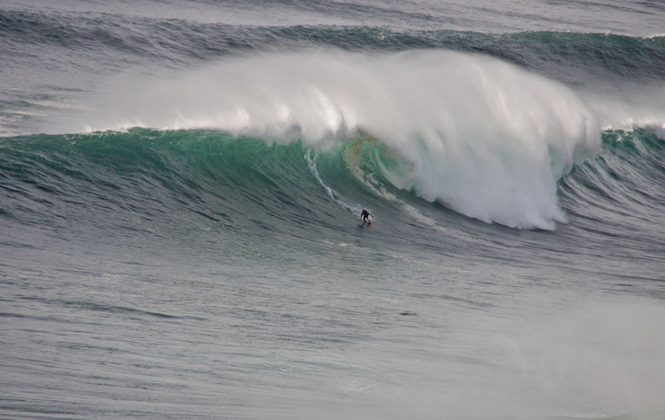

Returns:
61,50,599,229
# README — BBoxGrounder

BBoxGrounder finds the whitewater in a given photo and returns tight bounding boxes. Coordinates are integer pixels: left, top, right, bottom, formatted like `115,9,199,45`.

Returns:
1,1,665,419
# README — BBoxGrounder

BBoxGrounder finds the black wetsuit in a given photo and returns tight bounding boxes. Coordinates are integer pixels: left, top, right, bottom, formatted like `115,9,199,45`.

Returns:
360,209,371,224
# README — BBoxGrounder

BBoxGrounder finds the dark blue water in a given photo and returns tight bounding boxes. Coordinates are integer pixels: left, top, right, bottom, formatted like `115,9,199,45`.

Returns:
1,1,665,419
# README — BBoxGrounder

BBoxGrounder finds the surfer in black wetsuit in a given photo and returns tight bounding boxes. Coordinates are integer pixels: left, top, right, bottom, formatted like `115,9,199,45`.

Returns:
360,209,372,225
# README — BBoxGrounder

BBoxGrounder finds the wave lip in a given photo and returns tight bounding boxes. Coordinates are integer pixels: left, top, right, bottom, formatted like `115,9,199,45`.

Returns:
61,50,599,230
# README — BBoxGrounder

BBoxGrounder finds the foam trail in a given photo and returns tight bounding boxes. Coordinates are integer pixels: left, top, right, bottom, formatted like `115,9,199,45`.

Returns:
62,50,600,229
305,150,362,215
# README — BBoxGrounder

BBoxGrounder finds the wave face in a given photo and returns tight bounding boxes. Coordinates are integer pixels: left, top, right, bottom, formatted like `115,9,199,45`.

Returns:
1,125,662,237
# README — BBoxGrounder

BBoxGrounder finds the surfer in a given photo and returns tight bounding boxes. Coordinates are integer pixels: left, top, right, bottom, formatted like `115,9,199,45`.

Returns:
360,209,372,226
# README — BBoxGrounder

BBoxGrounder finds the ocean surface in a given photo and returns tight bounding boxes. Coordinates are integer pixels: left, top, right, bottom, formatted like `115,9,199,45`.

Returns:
2,1,665,419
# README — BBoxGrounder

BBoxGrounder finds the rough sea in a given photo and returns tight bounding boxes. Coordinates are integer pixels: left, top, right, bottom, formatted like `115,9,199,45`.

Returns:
1,1,665,419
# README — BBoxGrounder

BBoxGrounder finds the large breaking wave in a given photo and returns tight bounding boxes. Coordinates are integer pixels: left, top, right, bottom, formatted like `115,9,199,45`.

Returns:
54,50,600,229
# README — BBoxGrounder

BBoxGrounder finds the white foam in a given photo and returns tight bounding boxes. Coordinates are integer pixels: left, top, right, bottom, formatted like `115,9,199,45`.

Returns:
63,50,601,229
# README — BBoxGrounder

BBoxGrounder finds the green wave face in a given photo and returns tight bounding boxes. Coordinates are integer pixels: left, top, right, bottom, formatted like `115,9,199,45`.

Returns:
1,126,664,238
0,130,378,243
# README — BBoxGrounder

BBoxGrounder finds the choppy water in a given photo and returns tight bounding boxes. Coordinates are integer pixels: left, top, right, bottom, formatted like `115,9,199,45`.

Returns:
1,1,665,419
